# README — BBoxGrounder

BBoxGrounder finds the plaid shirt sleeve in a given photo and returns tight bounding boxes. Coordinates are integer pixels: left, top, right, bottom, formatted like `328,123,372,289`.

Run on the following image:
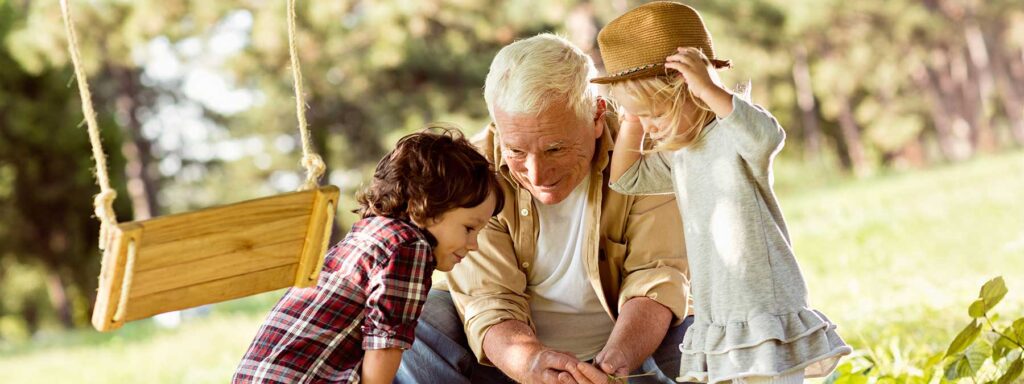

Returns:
360,238,434,350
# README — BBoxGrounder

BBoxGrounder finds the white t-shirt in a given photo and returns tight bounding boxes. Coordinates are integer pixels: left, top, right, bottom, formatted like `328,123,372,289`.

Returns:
528,175,615,360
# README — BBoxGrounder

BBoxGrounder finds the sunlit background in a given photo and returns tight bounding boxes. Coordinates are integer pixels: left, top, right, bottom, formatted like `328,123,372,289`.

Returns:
1,0,1022,382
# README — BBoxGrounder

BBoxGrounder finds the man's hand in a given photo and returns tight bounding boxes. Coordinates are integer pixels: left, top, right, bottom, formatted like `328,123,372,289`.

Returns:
523,348,582,384
595,297,673,377
484,320,581,384
593,346,630,377
566,361,616,384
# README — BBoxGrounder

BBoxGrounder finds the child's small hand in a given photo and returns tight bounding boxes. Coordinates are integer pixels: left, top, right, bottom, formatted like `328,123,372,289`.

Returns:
665,47,724,101
618,110,645,135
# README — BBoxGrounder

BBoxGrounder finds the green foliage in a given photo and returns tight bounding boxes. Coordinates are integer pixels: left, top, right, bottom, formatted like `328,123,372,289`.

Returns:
1,1,1024,377
829,276,1024,384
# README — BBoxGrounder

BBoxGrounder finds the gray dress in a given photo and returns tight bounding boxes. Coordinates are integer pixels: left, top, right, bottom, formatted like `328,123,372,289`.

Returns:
610,95,851,383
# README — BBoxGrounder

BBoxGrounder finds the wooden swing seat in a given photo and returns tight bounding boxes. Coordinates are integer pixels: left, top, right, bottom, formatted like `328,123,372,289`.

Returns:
91,186,339,331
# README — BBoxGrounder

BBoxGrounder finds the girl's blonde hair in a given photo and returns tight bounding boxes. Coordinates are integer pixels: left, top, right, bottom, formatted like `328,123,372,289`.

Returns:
610,76,715,151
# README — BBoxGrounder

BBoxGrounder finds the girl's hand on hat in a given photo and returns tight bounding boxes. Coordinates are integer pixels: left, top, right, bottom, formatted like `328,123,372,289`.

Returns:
665,47,722,101
666,47,735,118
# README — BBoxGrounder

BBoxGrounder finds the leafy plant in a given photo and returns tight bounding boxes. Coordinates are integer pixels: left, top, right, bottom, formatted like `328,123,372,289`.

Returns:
828,276,1024,384
942,277,1023,384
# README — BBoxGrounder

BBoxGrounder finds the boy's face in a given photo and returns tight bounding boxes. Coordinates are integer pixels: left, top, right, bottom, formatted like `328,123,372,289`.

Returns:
421,193,498,272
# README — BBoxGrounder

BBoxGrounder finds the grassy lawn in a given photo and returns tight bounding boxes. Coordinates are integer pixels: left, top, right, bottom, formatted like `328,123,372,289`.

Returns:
1,151,1022,383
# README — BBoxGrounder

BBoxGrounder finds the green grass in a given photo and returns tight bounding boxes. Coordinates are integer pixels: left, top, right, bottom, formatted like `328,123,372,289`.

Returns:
1,151,1022,383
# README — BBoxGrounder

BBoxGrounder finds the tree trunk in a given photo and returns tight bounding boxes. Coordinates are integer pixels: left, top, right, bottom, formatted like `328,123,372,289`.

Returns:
791,45,823,163
44,270,74,329
963,23,997,152
836,94,867,176
566,3,602,74
112,66,160,220
984,22,1024,146
913,61,969,162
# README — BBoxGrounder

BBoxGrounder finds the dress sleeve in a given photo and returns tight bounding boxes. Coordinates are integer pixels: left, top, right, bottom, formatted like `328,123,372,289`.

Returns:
608,151,676,195
717,94,786,167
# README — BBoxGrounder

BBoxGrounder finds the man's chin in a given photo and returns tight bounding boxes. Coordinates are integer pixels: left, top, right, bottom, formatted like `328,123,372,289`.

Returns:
531,190,569,205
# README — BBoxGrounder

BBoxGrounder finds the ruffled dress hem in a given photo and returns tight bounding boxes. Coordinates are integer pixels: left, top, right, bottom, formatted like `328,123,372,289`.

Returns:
674,308,852,383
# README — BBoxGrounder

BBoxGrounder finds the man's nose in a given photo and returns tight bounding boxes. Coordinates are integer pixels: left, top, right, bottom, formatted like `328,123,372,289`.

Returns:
524,155,548,186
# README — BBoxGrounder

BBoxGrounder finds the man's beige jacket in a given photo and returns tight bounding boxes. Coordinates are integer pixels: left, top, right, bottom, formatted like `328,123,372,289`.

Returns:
434,114,691,365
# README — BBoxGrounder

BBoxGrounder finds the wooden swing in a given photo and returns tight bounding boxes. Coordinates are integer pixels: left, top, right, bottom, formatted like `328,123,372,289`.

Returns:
59,0,340,332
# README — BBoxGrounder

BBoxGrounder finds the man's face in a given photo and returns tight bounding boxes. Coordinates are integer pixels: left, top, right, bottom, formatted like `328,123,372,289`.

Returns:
494,102,600,205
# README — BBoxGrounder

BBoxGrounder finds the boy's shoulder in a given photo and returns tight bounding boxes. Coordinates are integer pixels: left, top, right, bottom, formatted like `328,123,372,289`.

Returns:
349,216,433,249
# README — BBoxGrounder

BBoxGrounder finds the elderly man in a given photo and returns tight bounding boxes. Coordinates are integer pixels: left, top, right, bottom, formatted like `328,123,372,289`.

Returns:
396,34,692,384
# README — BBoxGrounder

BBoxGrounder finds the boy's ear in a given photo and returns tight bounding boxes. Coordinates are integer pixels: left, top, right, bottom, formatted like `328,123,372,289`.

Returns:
411,215,435,229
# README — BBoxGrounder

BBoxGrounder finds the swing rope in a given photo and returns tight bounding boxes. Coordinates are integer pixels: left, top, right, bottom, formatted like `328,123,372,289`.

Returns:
287,0,325,191
59,0,118,250
59,0,326,251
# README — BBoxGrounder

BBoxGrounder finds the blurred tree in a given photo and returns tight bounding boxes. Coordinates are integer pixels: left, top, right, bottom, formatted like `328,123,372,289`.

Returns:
2,0,1024,335
0,0,130,330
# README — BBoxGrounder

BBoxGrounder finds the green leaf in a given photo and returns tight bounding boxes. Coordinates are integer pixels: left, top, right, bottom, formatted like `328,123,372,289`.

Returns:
966,347,989,372
997,359,1023,384
970,298,988,317
980,276,1008,312
925,352,945,369
945,354,974,381
946,320,983,358
1013,318,1024,341
994,327,1018,361
994,337,1012,361
828,371,869,384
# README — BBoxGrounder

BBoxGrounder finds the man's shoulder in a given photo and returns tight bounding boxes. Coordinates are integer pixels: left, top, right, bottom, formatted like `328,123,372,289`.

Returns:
469,122,499,163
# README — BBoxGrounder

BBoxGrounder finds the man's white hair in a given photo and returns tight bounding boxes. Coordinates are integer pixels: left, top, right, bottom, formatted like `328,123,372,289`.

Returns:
484,33,598,124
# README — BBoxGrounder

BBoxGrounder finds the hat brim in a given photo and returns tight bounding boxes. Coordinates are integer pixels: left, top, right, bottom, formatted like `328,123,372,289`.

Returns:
591,59,732,84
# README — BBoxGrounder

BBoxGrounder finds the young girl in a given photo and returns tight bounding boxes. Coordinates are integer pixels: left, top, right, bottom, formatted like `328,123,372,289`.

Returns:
593,2,852,383
233,126,504,384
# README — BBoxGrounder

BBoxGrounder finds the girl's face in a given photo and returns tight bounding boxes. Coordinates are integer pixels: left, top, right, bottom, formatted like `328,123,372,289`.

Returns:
419,192,498,272
616,92,672,140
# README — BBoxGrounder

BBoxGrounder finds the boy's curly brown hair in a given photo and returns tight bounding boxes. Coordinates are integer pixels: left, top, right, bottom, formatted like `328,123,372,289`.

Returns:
356,124,505,225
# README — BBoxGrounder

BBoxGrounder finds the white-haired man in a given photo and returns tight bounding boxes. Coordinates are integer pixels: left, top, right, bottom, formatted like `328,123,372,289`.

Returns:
396,34,692,384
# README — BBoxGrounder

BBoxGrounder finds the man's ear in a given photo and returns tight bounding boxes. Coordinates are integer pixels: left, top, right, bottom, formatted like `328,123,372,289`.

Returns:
593,97,607,137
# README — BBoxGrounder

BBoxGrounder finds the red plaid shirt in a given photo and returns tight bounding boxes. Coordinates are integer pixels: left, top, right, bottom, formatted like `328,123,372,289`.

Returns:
233,216,436,384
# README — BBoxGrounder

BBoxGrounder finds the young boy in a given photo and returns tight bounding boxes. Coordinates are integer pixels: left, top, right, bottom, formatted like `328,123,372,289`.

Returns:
233,126,505,384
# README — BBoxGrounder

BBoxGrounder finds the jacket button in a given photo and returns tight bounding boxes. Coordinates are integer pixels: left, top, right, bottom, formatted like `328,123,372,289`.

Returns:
520,208,529,216
521,262,530,268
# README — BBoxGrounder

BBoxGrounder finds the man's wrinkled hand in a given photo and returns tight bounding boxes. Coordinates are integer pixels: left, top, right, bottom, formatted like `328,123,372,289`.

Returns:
594,347,630,377
524,348,581,384
566,361,627,384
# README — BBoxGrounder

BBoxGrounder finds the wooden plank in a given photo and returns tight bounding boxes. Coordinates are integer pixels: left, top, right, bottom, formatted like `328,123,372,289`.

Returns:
133,214,310,273
91,186,341,331
139,190,316,245
90,223,143,332
294,186,340,287
130,237,305,298
125,264,298,321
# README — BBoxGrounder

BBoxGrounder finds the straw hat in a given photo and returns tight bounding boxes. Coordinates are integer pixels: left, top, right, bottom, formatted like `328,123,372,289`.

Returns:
591,1,731,84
